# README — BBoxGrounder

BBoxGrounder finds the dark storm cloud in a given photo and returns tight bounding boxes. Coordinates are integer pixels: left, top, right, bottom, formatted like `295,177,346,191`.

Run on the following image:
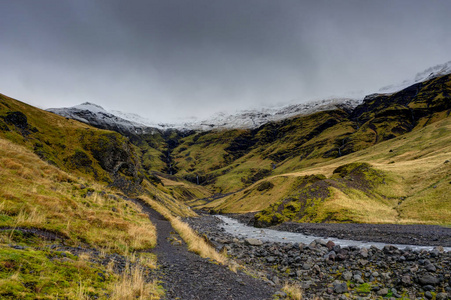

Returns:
0,1,450,121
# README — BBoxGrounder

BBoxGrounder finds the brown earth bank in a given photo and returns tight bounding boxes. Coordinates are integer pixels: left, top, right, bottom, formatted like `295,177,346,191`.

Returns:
185,214,451,299
227,212,451,247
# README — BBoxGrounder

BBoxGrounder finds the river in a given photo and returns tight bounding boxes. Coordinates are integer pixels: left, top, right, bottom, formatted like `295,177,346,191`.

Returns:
216,215,451,252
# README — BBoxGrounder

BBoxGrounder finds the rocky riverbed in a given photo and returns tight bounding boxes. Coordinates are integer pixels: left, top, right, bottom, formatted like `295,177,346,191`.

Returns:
185,214,451,299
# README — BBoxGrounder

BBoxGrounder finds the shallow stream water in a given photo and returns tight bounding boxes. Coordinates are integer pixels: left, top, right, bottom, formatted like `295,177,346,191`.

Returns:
216,215,451,252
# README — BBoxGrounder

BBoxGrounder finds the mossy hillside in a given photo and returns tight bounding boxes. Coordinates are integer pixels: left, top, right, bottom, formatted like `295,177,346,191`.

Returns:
253,163,396,226
0,93,206,208
210,155,274,193
172,109,357,193
0,137,157,253
172,129,244,177
151,173,211,202
199,176,298,213
0,244,113,299
140,179,199,218
168,74,451,195
209,114,451,225
0,137,163,299
128,132,167,173
257,110,353,164
0,94,143,191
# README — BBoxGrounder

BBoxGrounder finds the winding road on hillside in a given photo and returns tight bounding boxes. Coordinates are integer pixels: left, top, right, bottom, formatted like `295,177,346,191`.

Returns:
129,198,277,300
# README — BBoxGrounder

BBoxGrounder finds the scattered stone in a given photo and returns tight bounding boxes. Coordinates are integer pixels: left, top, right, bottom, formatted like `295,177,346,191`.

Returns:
419,275,440,286
245,238,263,246
359,247,369,258
423,285,435,291
273,291,287,298
326,240,335,251
425,263,437,272
333,282,348,294
401,275,411,286
436,292,449,300
266,256,276,263
300,280,313,289
377,288,389,296
182,213,451,300
342,271,353,281
353,274,364,284
315,239,328,247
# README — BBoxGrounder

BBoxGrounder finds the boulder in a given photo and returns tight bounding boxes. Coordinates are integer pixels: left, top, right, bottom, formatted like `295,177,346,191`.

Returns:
377,288,389,296
419,274,440,286
436,292,450,300
333,282,348,294
245,238,263,246
342,271,352,281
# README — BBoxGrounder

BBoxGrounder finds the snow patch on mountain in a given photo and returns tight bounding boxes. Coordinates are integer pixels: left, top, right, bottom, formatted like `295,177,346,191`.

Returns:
47,102,162,135
47,60,451,132
181,98,360,130
379,60,451,93
47,98,361,132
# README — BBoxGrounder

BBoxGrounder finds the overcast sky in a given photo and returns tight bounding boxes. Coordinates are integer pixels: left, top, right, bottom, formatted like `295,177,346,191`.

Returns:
1,1,450,122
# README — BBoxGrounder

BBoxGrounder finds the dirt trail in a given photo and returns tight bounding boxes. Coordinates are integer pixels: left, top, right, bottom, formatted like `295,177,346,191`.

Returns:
129,198,277,300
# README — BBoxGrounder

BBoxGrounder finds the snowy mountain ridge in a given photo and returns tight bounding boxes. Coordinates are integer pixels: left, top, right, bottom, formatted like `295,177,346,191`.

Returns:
379,60,451,93
47,60,451,132
47,102,161,135
47,98,360,133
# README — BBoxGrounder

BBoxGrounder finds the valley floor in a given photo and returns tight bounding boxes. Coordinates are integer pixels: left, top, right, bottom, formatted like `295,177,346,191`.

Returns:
186,214,451,299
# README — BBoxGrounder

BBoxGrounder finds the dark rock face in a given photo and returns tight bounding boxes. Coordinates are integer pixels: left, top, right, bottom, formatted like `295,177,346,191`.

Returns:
85,133,138,178
65,150,93,172
4,111,28,129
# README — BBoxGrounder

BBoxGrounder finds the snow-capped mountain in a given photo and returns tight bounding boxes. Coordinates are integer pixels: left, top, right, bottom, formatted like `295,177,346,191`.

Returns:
182,98,360,130
47,60,451,133
379,60,451,93
47,103,162,135
47,98,360,133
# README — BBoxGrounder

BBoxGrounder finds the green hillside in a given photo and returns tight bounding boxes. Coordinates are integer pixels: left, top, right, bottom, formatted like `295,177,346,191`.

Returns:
1,73,450,229
170,74,451,197
200,114,451,225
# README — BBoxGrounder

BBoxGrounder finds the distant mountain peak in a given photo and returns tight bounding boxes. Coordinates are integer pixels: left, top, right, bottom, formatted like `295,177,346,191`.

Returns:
79,102,103,108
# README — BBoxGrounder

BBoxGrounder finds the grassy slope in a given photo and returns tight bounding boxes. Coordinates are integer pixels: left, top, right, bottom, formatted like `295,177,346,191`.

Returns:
0,93,209,204
171,74,451,197
0,92,208,299
0,93,141,185
0,137,161,299
201,113,451,225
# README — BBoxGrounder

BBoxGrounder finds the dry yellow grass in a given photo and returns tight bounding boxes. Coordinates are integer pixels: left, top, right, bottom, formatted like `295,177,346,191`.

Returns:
111,264,162,300
157,176,185,186
282,282,303,300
